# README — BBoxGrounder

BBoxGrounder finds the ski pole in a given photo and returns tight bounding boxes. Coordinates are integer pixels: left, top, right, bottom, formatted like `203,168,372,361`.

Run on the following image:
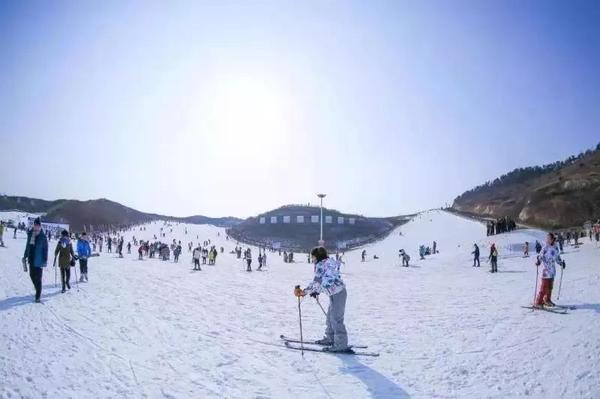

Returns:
295,285,304,357
73,262,80,292
533,262,539,306
557,261,565,300
315,296,327,317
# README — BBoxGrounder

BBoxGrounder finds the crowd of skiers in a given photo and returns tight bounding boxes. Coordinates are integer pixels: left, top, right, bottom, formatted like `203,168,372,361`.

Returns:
10,214,600,309
239,247,270,271
486,217,517,236
12,219,236,302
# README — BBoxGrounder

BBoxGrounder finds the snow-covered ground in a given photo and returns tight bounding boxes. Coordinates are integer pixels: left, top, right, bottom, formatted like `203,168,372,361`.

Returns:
0,210,599,398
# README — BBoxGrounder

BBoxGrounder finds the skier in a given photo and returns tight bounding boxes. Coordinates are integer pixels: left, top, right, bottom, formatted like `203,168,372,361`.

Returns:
14,225,17,239
472,244,480,267
489,243,498,273
107,237,112,253
399,249,410,267
258,252,263,271
22,218,48,303
534,233,565,307
174,244,181,263
245,248,252,272
419,245,425,260
54,230,75,293
294,246,351,353
127,242,131,254
192,245,202,270
361,250,366,262
77,232,92,282
524,242,529,257
0,221,5,247
117,238,124,258
557,233,565,253
208,247,215,265
432,241,437,254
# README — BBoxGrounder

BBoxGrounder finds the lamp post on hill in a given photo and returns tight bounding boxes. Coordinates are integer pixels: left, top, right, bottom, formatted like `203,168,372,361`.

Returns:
317,193,326,246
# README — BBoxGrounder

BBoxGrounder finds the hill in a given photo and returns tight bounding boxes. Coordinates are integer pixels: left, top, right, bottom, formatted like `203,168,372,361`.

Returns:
227,204,413,251
451,143,600,229
0,195,241,231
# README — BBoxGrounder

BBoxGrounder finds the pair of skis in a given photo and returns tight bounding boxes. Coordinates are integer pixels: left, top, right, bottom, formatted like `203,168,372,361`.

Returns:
521,304,574,314
280,335,379,357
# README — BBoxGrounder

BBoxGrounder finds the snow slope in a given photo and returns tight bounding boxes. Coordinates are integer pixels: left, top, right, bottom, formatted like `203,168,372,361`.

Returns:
1,210,599,398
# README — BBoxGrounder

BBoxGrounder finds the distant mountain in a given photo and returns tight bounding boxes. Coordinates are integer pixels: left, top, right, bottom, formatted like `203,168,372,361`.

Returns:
0,196,66,214
0,195,242,230
177,215,243,228
451,143,600,229
227,204,413,251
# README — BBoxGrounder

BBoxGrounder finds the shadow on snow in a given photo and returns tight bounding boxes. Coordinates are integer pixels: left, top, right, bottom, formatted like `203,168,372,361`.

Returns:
339,355,410,398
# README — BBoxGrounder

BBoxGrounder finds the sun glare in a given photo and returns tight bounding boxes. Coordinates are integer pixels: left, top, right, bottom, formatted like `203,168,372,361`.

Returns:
209,76,290,156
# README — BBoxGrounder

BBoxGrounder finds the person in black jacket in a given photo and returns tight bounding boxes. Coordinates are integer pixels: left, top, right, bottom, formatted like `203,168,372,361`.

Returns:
472,244,480,267
22,218,48,302
489,244,498,273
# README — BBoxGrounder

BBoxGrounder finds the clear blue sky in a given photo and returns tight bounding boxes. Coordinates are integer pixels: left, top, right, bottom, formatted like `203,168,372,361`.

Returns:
1,0,599,218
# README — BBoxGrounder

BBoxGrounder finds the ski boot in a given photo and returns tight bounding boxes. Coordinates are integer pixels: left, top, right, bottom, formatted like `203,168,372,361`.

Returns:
322,346,355,354
315,338,333,346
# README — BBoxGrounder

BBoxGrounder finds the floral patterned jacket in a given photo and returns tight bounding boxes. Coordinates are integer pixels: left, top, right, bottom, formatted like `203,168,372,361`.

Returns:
538,243,563,279
304,258,345,296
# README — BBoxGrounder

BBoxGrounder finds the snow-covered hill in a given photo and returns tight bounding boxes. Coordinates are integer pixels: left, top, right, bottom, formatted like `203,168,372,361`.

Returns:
1,210,598,398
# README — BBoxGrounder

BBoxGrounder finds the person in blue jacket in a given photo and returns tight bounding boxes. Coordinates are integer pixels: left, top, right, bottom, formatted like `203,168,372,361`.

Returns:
22,218,48,303
77,232,92,282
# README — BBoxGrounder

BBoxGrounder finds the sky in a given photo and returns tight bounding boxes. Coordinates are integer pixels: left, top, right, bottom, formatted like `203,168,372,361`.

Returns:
1,0,599,218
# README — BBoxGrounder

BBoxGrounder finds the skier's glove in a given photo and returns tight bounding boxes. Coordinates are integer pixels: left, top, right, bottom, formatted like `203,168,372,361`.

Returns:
310,292,319,298
294,286,305,297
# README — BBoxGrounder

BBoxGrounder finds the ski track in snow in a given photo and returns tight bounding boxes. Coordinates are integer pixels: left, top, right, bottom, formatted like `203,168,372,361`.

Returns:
1,210,599,398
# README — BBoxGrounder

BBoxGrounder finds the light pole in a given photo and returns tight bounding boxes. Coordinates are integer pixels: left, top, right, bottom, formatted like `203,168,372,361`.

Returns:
317,193,326,246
